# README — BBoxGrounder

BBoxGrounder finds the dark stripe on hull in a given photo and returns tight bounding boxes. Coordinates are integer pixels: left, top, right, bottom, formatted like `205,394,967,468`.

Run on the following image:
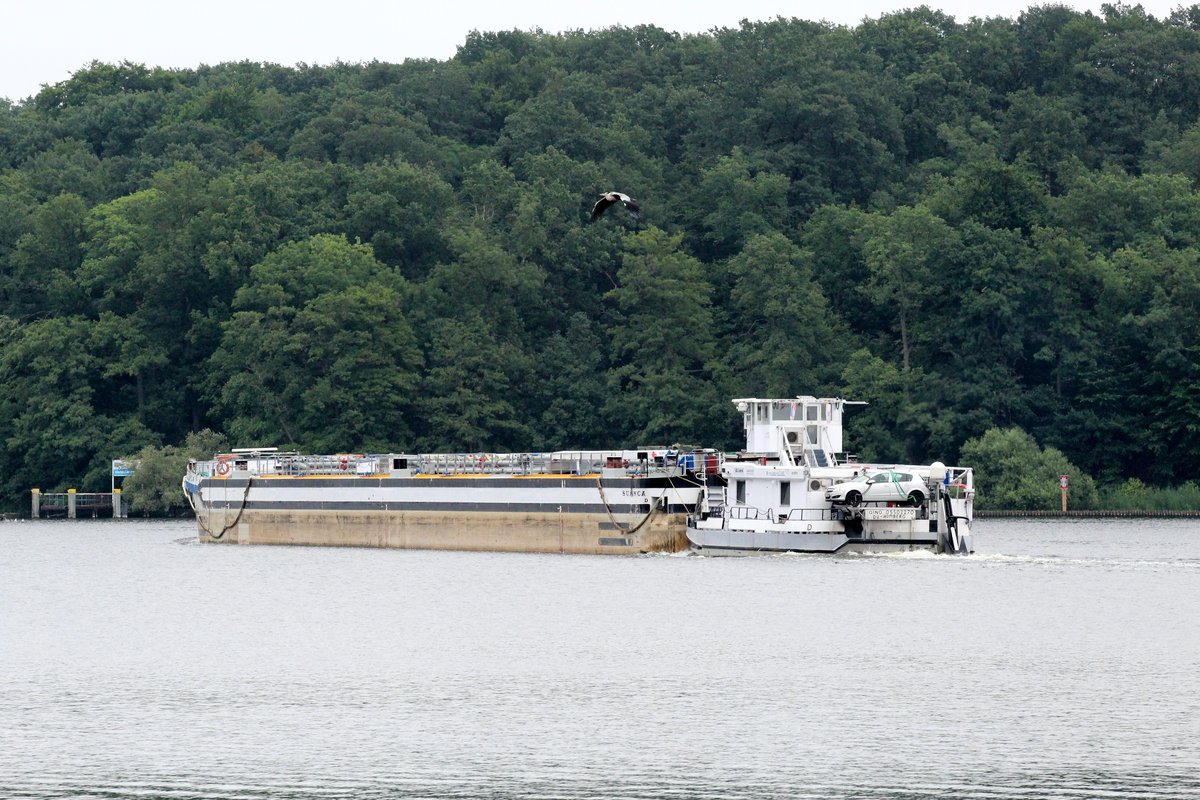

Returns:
689,538,939,554
206,500,696,515
202,476,694,489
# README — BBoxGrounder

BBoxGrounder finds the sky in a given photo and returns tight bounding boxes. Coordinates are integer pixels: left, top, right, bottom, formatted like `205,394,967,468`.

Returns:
1,0,1189,103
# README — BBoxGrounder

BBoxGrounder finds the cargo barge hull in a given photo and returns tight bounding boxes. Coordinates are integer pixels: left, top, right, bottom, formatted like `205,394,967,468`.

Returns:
185,454,712,555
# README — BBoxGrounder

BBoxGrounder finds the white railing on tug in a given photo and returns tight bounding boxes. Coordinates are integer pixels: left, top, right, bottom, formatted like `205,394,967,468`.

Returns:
720,506,844,522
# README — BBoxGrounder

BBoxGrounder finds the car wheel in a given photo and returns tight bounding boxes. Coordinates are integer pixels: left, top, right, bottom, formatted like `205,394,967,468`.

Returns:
907,491,925,506
846,490,862,506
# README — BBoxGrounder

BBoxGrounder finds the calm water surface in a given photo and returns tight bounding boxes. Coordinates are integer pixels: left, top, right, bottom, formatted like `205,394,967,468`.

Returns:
1,518,1198,799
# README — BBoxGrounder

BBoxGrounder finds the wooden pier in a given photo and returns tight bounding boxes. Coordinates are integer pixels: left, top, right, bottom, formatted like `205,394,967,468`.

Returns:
31,489,128,519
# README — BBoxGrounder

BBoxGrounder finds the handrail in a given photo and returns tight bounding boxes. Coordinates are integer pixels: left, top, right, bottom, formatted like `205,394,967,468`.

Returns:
722,505,841,522
190,448,723,480
36,492,112,506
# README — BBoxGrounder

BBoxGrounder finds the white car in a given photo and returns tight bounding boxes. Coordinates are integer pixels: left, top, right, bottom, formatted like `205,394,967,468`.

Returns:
825,470,927,507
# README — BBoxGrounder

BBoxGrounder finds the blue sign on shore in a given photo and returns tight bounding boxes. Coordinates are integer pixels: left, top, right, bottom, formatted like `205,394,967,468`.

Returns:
112,460,137,477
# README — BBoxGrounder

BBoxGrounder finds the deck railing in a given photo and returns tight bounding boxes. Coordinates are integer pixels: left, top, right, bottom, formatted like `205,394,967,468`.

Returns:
191,448,722,480
31,490,127,518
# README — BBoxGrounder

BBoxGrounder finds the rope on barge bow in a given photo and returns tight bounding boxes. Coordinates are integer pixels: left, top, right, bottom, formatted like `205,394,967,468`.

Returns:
187,476,253,540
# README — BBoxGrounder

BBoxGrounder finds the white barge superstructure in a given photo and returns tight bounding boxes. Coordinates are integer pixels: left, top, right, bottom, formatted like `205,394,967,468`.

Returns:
686,397,974,555
183,448,716,554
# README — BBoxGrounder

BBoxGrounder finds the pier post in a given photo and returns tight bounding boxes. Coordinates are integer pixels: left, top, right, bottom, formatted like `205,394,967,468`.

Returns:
67,488,77,519
113,489,124,518
31,488,40,518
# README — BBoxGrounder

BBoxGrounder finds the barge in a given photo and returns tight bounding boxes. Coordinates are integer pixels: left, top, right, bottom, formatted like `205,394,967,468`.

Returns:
183,448,716,554
182,395,973,556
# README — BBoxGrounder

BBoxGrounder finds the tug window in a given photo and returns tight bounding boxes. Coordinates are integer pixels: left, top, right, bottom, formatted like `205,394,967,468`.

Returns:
735,480,746,504
780,481,791,506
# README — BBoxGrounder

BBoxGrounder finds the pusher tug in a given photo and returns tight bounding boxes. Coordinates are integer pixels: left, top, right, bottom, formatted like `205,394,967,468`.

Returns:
685,397,973,555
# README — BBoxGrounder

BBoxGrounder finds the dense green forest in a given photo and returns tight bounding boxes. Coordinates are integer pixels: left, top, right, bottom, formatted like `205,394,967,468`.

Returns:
3,3,1200,512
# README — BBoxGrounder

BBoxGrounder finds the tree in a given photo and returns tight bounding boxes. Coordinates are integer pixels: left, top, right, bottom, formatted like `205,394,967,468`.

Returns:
209,235,423,451
532,313,611,449
17,139,108,204
838,349,947,464
417,316,532,451
121,429,229,516
341,159,454,276
4,192,89,320
3,17,1200,500
723,233,849,398
1146,119,1200,184
605,228,720,444
960,426,1098,510
77,163,230,439
0,315,157,508
1000,89,1087,190
1051,171,1200,253
800,204,873,318
861,205,959,370
690,148,790,260
930,158,1047,233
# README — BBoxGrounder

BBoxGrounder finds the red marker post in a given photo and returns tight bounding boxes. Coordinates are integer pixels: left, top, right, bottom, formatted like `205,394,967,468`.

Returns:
1059,474,1069,512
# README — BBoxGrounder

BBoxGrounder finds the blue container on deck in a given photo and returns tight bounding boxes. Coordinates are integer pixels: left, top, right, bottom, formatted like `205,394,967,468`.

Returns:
679,450,719,472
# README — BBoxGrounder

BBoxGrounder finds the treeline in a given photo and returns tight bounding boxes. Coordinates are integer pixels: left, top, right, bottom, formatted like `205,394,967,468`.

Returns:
3,4,1200,510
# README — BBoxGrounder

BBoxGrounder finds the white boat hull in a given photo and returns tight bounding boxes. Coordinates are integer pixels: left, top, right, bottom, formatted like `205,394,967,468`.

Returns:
686,524,969,555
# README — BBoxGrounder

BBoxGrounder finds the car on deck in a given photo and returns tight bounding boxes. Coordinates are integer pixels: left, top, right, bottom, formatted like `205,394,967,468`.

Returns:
825,470,927,507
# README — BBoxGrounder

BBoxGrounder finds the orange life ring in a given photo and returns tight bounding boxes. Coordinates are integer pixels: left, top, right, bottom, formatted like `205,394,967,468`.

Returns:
216,462,230,476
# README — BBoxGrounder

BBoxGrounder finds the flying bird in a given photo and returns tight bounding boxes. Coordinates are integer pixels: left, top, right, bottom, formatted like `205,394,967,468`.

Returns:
589,191,642,223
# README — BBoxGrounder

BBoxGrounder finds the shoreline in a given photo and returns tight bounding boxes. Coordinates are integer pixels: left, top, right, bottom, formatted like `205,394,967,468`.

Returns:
977,509,1200,518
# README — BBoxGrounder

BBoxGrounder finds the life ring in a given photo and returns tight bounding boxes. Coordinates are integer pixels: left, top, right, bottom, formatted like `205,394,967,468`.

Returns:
216,462,230,476
339,457,348,470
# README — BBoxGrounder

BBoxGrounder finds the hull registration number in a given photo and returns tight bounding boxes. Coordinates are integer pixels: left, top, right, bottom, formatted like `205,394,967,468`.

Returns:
863,507,917,520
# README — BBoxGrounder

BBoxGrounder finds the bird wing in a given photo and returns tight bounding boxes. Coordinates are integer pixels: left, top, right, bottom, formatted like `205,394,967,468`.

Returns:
589,195,616,222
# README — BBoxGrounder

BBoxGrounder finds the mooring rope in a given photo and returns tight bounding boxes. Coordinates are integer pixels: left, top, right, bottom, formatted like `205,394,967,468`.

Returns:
189,476,253,541
594,476,666,536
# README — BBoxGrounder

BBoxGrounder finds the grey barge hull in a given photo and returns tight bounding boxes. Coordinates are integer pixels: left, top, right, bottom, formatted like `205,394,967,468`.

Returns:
185,451,712,555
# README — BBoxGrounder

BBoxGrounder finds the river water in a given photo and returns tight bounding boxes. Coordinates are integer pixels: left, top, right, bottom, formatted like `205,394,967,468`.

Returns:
1,518,1197,799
